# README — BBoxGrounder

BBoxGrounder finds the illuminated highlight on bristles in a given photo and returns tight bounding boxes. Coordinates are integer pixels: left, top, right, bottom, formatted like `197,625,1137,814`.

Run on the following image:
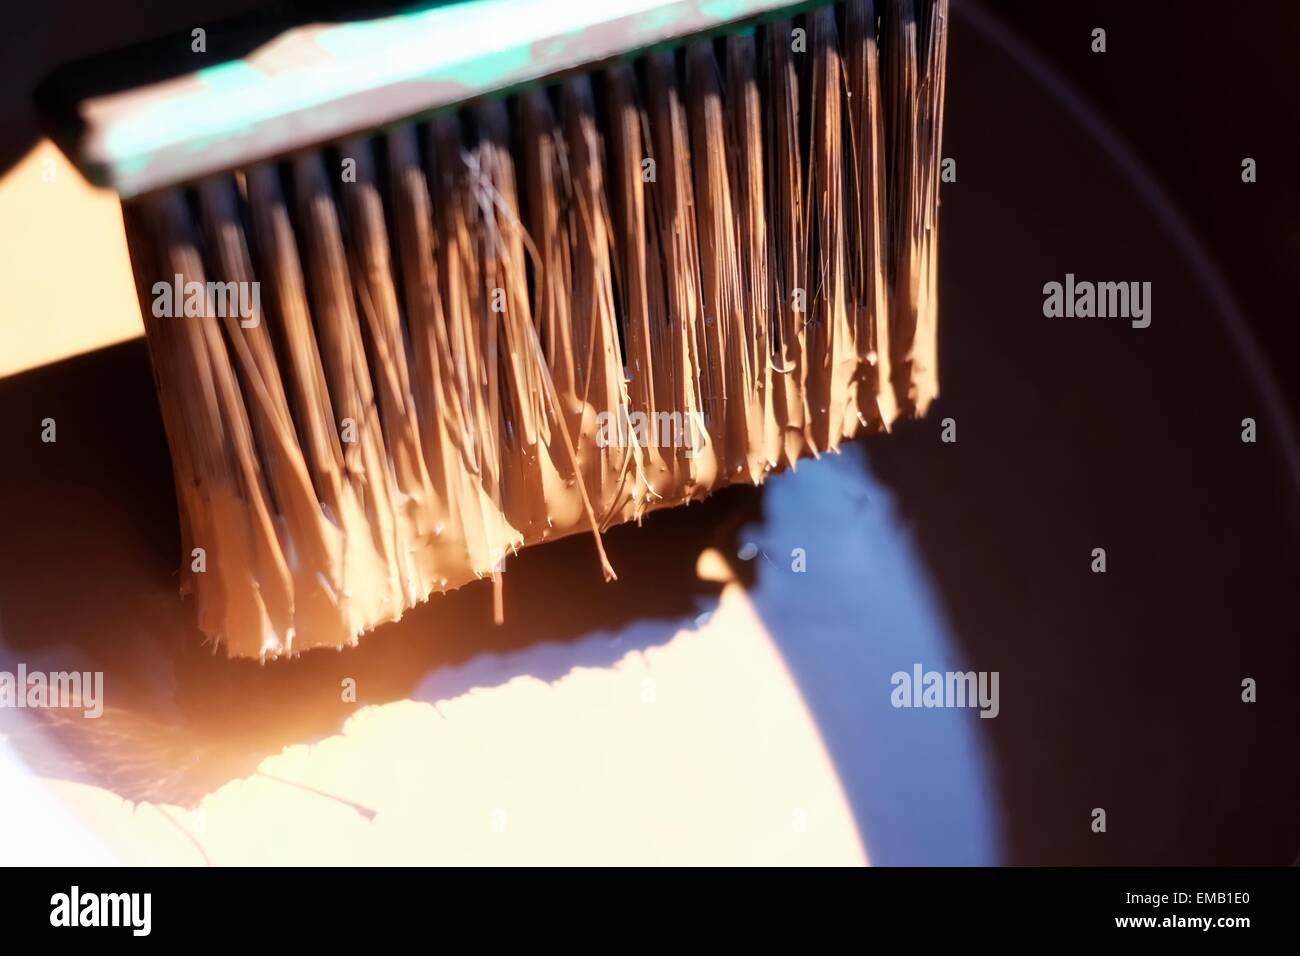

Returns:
121,0,949,657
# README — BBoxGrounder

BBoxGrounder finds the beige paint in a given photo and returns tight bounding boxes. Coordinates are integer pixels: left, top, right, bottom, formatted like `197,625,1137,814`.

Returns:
0,141,143,377
33,574,866,865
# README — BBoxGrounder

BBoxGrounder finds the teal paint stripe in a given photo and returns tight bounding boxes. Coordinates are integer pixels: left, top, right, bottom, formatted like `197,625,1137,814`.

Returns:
73,0,821,195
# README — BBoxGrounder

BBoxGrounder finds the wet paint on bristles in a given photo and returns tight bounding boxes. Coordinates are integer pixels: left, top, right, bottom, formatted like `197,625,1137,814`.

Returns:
121,0,948,657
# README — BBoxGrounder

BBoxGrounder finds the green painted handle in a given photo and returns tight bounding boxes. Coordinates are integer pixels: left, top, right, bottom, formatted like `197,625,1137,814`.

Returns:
39,0,821,197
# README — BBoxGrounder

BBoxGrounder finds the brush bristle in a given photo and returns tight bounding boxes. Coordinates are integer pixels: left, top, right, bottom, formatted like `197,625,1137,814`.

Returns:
121,0,949,658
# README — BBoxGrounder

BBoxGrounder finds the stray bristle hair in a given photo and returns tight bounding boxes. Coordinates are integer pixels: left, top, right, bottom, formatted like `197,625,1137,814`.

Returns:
122,0,949,657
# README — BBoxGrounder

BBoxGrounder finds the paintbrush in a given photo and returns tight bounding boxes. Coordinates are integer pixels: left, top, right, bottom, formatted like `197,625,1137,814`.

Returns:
36,0,949,657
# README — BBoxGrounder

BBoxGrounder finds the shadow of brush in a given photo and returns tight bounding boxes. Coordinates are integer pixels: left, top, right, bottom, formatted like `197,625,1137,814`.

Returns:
0,338,761,806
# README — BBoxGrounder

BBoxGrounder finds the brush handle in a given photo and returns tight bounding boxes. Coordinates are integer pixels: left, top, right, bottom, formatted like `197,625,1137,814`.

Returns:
37,0,824,198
